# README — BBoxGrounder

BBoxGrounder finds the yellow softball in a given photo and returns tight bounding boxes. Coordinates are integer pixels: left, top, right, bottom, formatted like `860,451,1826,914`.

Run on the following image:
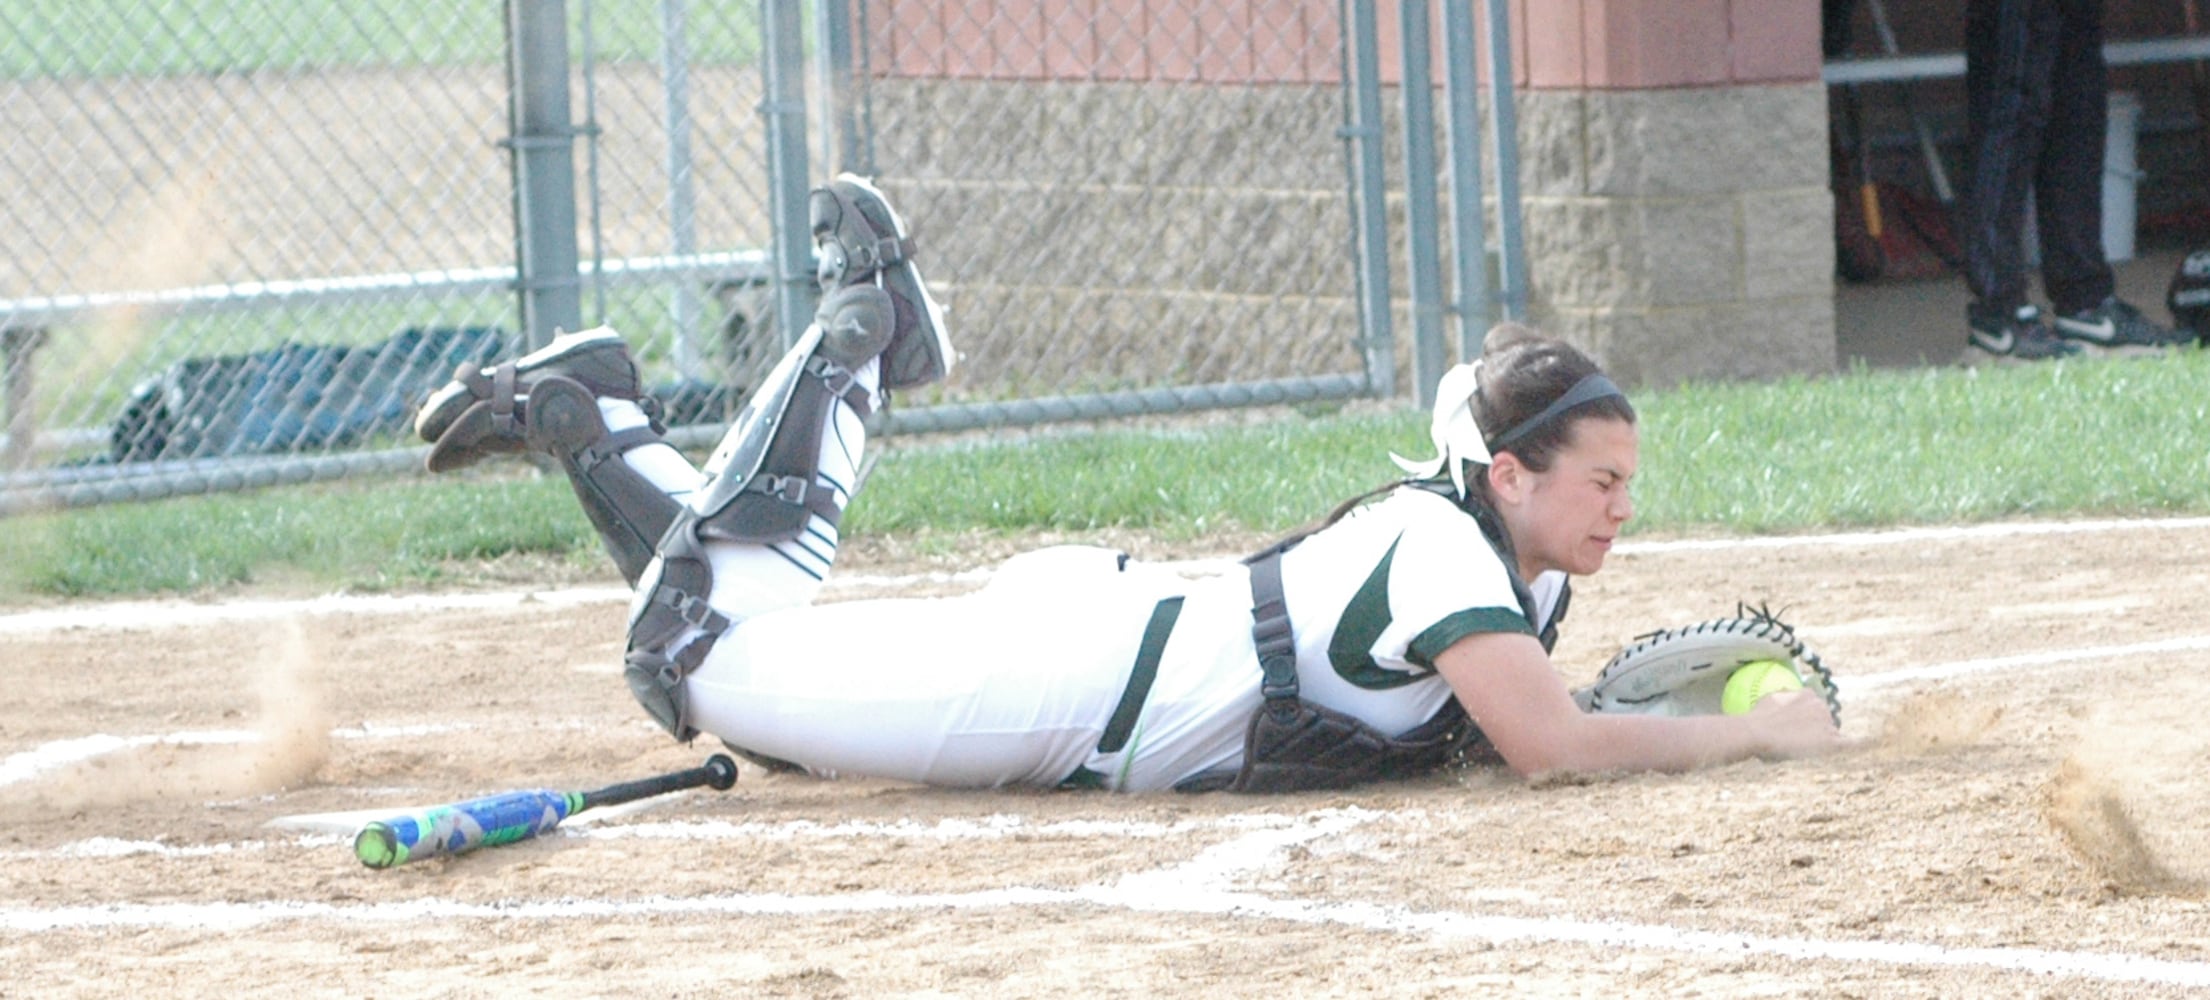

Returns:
1721,660,1804,715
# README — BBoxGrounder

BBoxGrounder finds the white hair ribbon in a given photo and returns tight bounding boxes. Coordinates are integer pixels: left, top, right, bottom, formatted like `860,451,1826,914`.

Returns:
1390,361,1492,499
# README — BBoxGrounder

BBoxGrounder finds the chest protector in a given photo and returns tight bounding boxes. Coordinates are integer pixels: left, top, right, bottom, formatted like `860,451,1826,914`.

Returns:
1175,487,1564,794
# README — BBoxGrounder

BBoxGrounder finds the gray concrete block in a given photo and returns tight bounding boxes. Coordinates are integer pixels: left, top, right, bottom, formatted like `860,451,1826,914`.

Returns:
1516,91,1588,198
1743,187,1838,301
911,182,1350,299
938,283,1362,389
1524,196,1741,309
1577,84,1827,198
1580,298,1835,388
868,80,1342,190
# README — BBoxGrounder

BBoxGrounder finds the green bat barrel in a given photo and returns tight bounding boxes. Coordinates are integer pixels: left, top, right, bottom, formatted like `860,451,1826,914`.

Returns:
353,789,584,869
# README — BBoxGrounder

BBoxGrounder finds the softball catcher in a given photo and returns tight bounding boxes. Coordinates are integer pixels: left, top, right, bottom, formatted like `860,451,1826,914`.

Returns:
415,177,1846,792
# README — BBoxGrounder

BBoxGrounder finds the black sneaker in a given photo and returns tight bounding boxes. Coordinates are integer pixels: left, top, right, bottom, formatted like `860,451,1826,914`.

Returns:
1969,305,2080,361
2052,296,2191,353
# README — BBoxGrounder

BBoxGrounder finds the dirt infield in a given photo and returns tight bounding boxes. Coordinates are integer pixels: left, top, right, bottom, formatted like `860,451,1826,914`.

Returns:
7,518,2210,998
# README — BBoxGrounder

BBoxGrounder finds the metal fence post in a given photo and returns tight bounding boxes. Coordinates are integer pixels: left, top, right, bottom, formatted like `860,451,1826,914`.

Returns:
1,1,1413,513
1441,0,1493,360
507,0,586,351
1342,0,1396,400
819,0,871,176
1398,0,1446,408
1483,0,1528,322
761,0,814,350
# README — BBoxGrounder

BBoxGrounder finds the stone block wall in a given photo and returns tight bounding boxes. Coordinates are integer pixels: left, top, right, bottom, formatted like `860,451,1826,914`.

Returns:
854,0,1840,394
860,78,1364,392
1518,83,1837,385
1513,0,1837,387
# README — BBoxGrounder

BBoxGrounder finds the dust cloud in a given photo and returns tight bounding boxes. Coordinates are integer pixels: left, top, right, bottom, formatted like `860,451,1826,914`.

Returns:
2040,697,2210,898
3,617,331,814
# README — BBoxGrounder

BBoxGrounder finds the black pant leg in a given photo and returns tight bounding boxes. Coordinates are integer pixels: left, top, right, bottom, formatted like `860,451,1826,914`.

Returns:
2034,0,2116,314
1962,0,2057,325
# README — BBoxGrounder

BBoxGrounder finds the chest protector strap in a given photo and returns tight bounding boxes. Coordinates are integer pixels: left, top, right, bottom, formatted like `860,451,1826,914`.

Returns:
1175,482,1573,794
1173,538,1483,794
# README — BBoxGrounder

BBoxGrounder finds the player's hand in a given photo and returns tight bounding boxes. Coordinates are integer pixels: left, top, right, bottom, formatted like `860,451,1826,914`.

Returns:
1744,690,1851,760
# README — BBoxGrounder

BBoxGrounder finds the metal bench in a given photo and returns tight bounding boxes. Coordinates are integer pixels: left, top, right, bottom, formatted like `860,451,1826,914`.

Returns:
1824,35,2210,84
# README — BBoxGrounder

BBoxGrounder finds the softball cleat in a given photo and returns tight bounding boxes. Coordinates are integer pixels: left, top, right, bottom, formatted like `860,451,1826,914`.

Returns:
413,327,649,471
809,174,954,390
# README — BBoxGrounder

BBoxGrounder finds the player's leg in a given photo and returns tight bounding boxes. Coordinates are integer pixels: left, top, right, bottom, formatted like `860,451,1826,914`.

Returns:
685,549,1183,788
412,327,704,585
681,595,1130,788
624,174,953,743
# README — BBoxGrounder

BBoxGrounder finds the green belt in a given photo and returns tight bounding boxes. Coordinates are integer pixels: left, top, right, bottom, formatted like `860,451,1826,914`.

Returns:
1061,595,1184,789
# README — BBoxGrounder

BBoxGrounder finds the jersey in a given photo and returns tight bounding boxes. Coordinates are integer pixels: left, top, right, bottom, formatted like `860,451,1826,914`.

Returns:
678,485,1565,793
1270,487,1564,736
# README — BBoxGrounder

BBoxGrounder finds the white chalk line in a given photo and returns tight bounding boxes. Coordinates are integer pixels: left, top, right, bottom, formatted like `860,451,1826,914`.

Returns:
1614,515,2210,555
0,811,1351,863
0,834,346,861
0,585,633,636
1854,634,2210,692
0,720,599,791
6,515,2207,637
4,807,2206,988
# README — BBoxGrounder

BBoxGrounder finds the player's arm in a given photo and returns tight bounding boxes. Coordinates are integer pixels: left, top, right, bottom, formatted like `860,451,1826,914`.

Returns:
1433,631,1844,778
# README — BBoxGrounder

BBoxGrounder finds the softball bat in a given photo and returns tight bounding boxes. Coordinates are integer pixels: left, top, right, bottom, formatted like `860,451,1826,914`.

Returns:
353,754,738,869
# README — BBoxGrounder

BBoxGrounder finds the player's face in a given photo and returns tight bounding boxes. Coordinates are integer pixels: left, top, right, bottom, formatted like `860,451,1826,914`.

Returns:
1505,416,1638,578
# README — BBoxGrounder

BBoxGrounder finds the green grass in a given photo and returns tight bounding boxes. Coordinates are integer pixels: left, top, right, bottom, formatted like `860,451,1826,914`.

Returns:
4,349,2208,603
3,0,767,79
0,470,606,599
1632,354,2210,531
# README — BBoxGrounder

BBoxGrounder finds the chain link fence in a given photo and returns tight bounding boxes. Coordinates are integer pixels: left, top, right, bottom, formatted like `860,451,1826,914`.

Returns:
833,0,1377,436
0,0,1443,516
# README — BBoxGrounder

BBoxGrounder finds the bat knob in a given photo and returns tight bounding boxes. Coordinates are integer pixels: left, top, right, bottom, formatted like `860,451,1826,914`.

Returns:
704,754,740,791
354,823,404,869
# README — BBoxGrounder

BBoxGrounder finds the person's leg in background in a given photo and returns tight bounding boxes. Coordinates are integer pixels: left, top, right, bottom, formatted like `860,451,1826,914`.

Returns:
1961,0,2079,360
2038,0,2188,351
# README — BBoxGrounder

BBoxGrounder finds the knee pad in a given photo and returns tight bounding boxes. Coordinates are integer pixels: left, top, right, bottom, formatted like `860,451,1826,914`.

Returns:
815,283,894,368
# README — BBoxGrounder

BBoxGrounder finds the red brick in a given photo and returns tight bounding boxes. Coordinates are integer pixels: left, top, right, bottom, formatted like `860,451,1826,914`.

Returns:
1523,0,1589,89
1589,0,1729,88
1729,0,1821,83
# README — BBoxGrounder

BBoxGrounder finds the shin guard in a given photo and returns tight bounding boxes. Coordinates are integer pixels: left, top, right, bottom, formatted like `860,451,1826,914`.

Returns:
524,377,682,586
689,326,874,546
621,524,723,742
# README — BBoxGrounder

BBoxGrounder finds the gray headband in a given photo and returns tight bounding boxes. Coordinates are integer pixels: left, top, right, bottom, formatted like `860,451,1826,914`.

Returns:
1487,373,1625,451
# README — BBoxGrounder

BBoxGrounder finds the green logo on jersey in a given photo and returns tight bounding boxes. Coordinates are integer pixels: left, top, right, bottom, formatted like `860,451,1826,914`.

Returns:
1329,535,1422,689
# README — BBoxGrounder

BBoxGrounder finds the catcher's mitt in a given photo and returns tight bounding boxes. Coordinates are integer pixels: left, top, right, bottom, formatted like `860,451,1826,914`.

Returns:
1574,603,1841,723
